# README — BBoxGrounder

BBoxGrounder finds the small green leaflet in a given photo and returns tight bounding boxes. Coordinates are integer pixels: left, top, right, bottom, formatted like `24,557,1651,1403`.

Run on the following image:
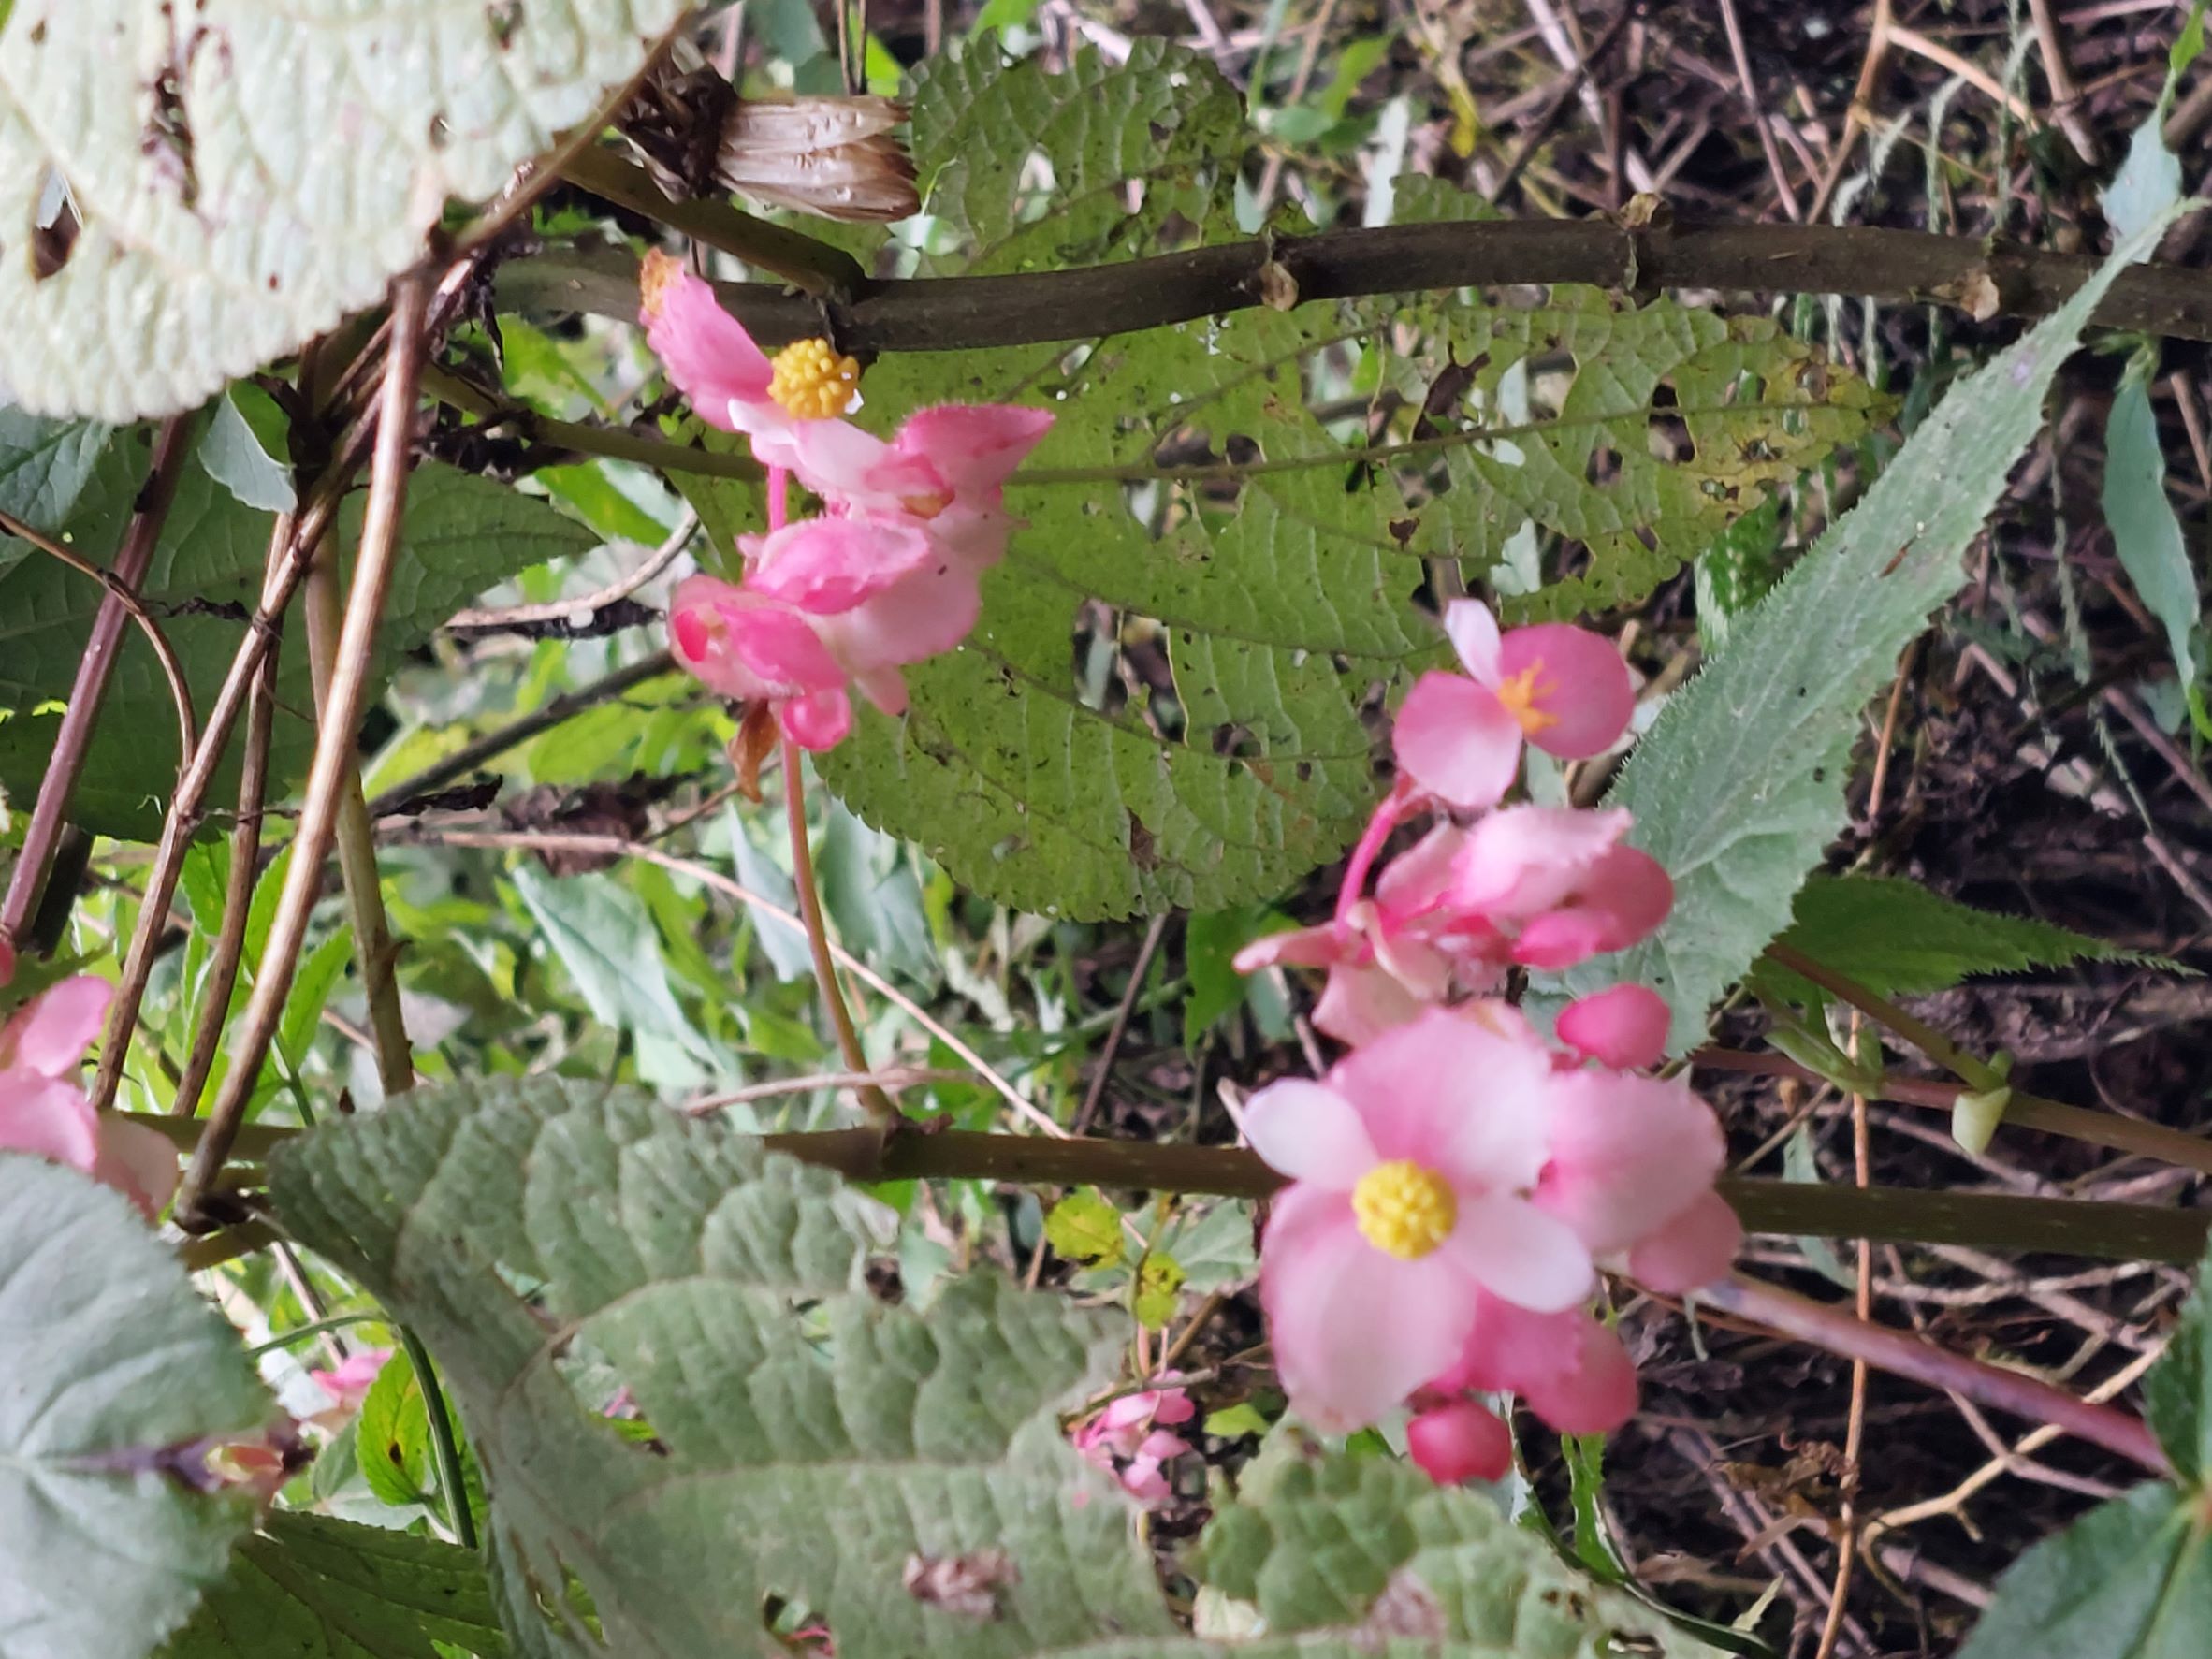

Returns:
1759,873,2153,1003
355,1347,432,1511
1043,1187,1125,1267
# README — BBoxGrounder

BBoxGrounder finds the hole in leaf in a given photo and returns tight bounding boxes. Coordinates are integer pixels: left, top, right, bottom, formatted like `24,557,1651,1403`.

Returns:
31,167,79,280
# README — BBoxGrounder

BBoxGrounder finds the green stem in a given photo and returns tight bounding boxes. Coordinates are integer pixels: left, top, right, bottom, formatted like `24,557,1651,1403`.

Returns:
246,1313,392,1359
398,1327,478,1550
556,145,866,297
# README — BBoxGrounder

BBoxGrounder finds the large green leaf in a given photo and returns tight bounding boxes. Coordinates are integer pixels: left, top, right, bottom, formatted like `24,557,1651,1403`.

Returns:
811,46,1876,919
0,1157,277,1659
269,1078,1715,1658
1565,222,2168,1051
157,1513,505,1659
0,439,597,837
1957,1485,2210,1659
2145,1242,2212,1485
0,1,685,421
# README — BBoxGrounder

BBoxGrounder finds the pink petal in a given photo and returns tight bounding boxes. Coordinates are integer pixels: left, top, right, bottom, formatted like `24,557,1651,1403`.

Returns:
1625,1190,1742,1293
309,1348,393,1413
1440,1194,1595,1313
1119,1460,1171,1504
1374,822,1464,929
1509,910,1614,971
1450,807,1628,915
1391,672,1523,810
1149,1390,1197,1426
780,688,854,750
817,553,986,671
1573,846,1674,950
1441,598,1503,685
1135,1429,1190,1461
1312,960,1428,1046
1406,1399,1512,1484
0,1073,102,1171
728,606,845,692
789,418,943,508
1243,1079,1378,1189
1233,921,1352,973
1261,1190,1478,1432
893,405,1055,493
1517,1312,1638,1434
93,1116,181,1221
851,664,910,717
747,517,937,613
669,577,779,702
638,252,774,433
1496,623,1634,759
1555,984,1670,1070
1,976,112,1076
1535,1070,1724,1255
1329,1008,1554,1185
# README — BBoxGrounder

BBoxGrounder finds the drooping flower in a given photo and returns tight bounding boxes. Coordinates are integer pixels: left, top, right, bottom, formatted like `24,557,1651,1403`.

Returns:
1072,1387,1196,1506
0,974,179,1220
1246,1008,1598,1431
308,1348,394,1416
1393,600,1635,810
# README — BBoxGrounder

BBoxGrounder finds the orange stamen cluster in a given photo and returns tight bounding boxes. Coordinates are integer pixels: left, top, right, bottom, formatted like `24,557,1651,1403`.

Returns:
1493,662,1559,735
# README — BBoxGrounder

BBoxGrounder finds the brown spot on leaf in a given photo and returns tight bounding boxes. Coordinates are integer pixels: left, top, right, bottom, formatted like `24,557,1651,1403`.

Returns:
902,1550,1016,1620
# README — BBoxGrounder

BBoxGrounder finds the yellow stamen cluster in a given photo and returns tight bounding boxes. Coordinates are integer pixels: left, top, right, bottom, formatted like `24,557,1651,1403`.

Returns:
768,338,862,420
1493,662,1559,735
1350,1160,1457,1260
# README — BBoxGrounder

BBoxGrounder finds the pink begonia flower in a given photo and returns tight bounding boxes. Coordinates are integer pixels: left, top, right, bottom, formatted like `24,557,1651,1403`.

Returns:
1393,600,1634,810
0,975,179,1220
309,1348,393,1415
1405,1397,1512,1485
1071,1389,1195,1506
1624,1190,1743,1294
642,251,1053,751
1247,1008,1597,1431
1441,806,1671,971
1533,1069,1726,1262
1555,983,1670,1071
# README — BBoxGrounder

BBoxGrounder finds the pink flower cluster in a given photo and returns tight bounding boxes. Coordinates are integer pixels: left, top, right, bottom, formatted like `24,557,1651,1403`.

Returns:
1072,1386,1195,1506
0,947,178,1219
640,252,1053,751
1234,601,1739,1480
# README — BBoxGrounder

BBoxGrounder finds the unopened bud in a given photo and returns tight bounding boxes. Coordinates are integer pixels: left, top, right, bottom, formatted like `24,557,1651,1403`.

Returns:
715,95,921,224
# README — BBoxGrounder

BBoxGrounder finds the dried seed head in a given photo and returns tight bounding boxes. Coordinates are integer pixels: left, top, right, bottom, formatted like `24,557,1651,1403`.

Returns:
715,95,920,224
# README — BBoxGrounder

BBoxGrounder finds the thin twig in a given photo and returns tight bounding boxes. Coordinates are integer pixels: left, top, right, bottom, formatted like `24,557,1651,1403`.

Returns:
0,503,197,776
1070,913,1169,1137
170,643,277,1118
683,1066,968,1114
1717,0,1804,220
1702,1273,2167,1476
303,522,415,1096
445,509,698,633
180,272,433,1224
0,416,194,950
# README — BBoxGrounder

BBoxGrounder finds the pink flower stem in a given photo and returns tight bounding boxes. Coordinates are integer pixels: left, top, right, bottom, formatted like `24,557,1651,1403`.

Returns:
1699,1272,2169,1476
766,464,790,532
1333,777,1416,926
780,744,896,1129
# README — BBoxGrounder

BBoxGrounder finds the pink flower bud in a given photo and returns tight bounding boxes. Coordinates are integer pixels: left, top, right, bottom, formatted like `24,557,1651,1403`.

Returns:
1406,1399,1512,1484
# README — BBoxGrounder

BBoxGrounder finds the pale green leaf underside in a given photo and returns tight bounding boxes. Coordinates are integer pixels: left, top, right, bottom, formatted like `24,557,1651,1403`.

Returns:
0,1157,275,1659
812,44,1875,919
0,0,684,421
1566,224,2163,1052
156,1513,506,1659
269,1079,1713,1659
0,435,597,838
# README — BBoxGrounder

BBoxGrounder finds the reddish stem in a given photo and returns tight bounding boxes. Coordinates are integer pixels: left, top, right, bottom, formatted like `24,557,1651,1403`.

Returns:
1333,776,1416,926
1701,1273,2169,1476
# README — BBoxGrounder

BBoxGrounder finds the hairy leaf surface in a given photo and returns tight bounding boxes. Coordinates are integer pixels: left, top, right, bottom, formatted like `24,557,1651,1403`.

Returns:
271,1077,1716,1658
1565,225,2163,1050
0,1,684,420
0,1157,276,1659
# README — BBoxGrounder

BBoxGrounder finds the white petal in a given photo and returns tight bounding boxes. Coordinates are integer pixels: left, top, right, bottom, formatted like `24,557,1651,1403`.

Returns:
1444,1196,1595,1313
